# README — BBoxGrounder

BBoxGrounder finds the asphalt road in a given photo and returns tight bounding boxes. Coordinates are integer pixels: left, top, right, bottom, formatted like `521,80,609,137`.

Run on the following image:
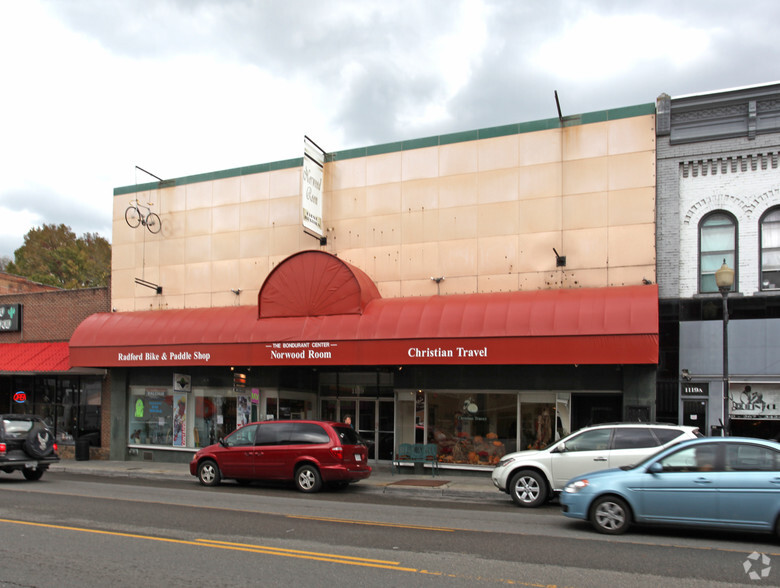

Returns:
0,472,777,587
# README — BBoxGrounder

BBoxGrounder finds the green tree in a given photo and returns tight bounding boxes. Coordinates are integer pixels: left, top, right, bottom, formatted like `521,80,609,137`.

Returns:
6,224,111,289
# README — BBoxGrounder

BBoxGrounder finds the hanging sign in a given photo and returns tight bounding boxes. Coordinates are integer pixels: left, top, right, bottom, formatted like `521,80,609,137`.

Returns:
302,135,325,239
173,373,191,393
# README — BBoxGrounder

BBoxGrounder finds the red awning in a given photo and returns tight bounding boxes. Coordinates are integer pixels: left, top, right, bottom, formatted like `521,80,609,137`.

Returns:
0,342,71,373
69,285,659,368
259,250,380,317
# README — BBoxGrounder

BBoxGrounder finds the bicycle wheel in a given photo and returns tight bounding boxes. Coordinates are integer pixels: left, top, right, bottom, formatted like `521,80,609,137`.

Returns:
145,212,162,234
125,206,141,228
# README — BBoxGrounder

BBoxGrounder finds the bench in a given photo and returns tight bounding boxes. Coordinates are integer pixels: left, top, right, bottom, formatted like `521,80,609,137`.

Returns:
392,443,439,476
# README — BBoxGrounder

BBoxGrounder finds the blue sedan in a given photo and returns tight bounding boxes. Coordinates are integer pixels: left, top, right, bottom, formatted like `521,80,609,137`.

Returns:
560,437,780,535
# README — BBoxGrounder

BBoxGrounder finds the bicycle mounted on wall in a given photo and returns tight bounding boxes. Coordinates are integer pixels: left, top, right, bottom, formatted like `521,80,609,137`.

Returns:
125,200,162,234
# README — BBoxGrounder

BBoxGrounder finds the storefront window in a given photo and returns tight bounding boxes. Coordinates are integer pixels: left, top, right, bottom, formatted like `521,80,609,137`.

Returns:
55,379,78,443
37,378,57,430
129,385,264,448
6,376,103,446
79,378,102,443
265,396,278,420
320,399,336,421
194,391,235,447
423,391,569,467
264,392,314,421
427,392,515,466
279,397,310,419
129,387,174,445
520,402,556,450
2,376,101,445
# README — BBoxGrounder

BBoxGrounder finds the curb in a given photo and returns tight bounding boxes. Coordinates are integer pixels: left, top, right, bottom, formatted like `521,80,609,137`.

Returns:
47,463,502,502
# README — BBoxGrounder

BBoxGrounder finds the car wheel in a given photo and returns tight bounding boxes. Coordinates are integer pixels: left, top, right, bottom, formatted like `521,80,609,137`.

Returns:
197,460,222,487
22,468,44,481
590,495,631,535
508,470,548,507
294,464,322,493
23,426,55,459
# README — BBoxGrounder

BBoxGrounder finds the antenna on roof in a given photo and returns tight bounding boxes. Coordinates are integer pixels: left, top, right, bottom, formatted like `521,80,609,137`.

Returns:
554,91,564,123
135,165,164,182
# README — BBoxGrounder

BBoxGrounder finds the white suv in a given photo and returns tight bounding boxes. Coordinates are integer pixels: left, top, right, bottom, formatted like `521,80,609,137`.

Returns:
491,423,702,507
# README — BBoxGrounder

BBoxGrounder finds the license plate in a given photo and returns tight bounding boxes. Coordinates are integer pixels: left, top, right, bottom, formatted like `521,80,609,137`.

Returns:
354,454,362,461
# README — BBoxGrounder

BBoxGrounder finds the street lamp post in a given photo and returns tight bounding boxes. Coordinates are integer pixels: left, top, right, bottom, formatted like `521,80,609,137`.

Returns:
715,260,734,436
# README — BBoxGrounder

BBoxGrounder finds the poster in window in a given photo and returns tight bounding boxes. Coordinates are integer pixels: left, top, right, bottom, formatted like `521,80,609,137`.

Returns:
173,393,187,447
237,395,250,427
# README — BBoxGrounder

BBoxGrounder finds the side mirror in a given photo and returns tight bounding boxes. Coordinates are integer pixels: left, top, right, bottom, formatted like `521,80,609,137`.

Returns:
648,462,663,474
553,441,566,453
218,437,227,448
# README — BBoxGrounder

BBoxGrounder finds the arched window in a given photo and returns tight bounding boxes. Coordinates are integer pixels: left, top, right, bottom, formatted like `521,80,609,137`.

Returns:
760,207,780,291
699,211,736,293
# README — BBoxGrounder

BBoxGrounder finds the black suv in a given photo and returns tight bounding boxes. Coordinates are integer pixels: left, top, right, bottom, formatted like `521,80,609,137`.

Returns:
0,415,59,480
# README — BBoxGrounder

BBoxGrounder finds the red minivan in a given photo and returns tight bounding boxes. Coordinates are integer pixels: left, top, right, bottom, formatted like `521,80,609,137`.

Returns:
189,420,371,493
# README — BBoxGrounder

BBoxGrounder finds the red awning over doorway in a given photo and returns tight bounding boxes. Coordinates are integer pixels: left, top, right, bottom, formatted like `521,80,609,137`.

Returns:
70,250,658,368
0,342,71,373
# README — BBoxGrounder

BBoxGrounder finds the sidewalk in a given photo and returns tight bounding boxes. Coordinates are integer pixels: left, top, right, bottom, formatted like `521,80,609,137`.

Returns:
48,459,506,502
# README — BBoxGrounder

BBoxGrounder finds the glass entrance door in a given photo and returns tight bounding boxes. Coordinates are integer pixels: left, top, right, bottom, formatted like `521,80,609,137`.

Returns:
318,371,395,462
318,397,395,461
377,399,394,460
358,400,375,459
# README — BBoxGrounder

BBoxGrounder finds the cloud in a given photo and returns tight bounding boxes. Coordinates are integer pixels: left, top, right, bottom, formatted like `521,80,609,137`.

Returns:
0,186,111,243
2,0,780,262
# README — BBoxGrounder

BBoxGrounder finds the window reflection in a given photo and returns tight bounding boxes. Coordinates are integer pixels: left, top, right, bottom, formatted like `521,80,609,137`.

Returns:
428,392,513,465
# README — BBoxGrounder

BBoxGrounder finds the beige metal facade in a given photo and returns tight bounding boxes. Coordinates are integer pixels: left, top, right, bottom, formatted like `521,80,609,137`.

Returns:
112,109,656,311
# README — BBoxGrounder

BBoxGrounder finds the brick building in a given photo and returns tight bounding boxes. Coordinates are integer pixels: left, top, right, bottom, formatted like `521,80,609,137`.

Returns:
0,272,111,458
656,82,780,439
0,273,60,294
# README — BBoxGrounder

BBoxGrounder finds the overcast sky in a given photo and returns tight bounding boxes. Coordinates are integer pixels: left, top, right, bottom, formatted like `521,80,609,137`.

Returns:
1,0,779,260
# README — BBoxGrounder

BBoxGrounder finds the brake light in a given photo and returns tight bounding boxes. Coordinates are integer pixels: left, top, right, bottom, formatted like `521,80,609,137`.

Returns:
0,443,5,456
330,446,343,460
53,443,58,453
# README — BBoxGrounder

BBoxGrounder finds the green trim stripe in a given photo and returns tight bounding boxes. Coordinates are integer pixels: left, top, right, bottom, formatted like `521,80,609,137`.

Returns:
114,103,655,196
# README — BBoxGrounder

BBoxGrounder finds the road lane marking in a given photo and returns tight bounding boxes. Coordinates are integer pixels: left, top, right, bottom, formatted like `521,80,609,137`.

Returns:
197,539,404,565
0,517,415,571
0,517,564,585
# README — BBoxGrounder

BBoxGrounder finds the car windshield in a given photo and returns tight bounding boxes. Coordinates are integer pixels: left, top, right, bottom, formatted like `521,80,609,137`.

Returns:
540,429,583,451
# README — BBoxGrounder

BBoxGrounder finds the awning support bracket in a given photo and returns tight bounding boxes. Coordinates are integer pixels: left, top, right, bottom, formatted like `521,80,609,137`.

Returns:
135,278,162,294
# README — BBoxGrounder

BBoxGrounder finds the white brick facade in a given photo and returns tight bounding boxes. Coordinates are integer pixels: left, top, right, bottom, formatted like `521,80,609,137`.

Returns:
678,155,780,297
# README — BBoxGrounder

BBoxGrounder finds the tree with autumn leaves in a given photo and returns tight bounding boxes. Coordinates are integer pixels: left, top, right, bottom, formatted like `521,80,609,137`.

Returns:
5,224,110,289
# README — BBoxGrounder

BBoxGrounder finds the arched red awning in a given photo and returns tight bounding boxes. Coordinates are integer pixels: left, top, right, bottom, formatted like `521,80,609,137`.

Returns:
258,250,380,318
